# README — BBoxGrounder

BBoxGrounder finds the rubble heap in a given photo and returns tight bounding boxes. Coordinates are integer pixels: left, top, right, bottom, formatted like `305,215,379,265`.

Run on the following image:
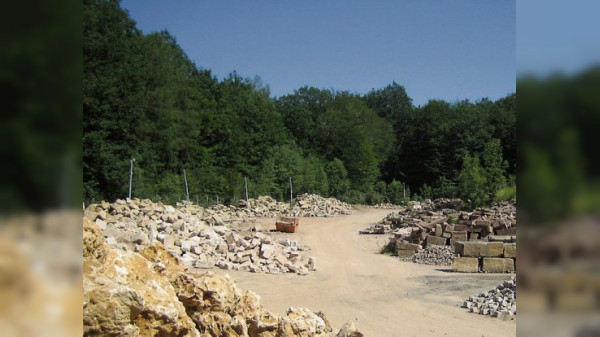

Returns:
361,201,515,239
293,194,355,217
372,203,403,209
236,195,292,217
84,198,316,276
462,277,516,320
83,218,363,336
216,193,355,219
401,245,456,266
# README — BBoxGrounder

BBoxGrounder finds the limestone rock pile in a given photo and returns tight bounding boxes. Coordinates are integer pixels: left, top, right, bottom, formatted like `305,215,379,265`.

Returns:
84,198,316,276
372,203,403,209
83,217,361,336
237,195,293,218
292,194,355,217
462,277,516,320
234,194,355,218
401,245,456,266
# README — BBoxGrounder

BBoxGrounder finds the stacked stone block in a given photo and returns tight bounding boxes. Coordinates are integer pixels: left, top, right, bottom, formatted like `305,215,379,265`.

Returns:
453,241,516,273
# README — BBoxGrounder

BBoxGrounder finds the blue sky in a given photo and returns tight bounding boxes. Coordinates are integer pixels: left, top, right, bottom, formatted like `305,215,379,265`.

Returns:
517,0,600,77
121,0,515,106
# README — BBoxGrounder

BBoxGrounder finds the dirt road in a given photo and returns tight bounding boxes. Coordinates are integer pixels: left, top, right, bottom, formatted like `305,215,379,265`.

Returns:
215,207,516,336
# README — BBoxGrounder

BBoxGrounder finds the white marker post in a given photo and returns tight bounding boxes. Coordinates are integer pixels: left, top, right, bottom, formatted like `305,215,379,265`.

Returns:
128,158,135,199
183,169,190,201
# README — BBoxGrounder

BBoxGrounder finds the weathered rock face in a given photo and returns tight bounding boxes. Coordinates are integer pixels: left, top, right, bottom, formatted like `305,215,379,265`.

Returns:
335,321,364,337
83,218,355,336
83,218,199,336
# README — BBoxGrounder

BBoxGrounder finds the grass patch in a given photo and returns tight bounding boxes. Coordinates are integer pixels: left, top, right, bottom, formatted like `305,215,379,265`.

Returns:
494,185,516,202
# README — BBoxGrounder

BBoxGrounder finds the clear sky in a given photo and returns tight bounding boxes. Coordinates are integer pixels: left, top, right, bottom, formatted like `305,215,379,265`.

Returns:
121,0,515,106
517,0,600,77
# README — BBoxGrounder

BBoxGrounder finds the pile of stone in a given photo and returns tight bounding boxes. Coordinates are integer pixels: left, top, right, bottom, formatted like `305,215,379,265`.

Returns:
462,277,516,320
372,203,404,209
293,193,355,217
453,241,516,273
83,218,364,336
359,205,456,235
361,201,515,240
364,201,516,271
400,245,456,266
210,193,355,219
84,198,316,276
216,234,315,275
237,195,292,217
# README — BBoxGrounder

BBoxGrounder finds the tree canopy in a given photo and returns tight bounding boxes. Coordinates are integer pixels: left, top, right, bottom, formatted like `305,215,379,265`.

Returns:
84,0,516,208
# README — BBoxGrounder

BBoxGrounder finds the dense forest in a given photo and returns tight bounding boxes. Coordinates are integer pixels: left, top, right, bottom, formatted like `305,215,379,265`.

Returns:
84,0,515,208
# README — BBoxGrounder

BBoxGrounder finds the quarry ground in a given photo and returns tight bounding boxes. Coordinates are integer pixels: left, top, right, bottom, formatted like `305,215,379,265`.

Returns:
213,207,516,337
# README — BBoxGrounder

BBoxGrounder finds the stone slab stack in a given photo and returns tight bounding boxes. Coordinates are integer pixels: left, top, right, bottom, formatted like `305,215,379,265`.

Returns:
366,200,517,269
453,241,516,273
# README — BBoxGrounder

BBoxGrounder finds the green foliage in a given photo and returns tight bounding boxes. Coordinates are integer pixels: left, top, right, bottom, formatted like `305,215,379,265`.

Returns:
325,158,350,198
458,154,487,209
494,185,516,203
83,1,515,206
431,176,458,199
385,180,404,204
482,139,508,200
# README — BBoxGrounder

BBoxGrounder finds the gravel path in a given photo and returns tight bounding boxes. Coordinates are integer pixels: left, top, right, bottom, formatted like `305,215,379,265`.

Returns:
214,207,516,336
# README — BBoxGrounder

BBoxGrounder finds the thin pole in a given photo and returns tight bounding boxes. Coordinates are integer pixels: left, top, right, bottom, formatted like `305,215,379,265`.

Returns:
289,177,293,208
183,169,190,201
244,177,249,209
128,158,134,199
216,194,219,204
403,182,406,199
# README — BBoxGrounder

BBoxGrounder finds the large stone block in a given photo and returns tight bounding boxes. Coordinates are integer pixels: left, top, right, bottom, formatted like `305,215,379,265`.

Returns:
397,249,416,258
453,224,470,232
481,258,514,273
456,241,504,257
496,227,517,235
503,243,516,258
427,235,448,246
451,231,468,240
452,257,480,273
435,223,443,236
395,241,421,252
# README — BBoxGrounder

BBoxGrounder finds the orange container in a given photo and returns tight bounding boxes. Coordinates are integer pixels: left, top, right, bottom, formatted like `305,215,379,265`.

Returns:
275,217,300,233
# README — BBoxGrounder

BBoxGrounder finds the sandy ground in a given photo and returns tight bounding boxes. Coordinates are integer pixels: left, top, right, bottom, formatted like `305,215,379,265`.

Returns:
214,207,516,336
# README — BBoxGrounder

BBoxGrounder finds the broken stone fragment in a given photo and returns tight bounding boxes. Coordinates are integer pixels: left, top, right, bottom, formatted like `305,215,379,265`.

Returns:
259,243,275,259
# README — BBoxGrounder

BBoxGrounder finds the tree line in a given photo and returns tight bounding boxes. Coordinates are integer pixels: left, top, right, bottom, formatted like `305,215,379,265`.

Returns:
84,0,515,208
